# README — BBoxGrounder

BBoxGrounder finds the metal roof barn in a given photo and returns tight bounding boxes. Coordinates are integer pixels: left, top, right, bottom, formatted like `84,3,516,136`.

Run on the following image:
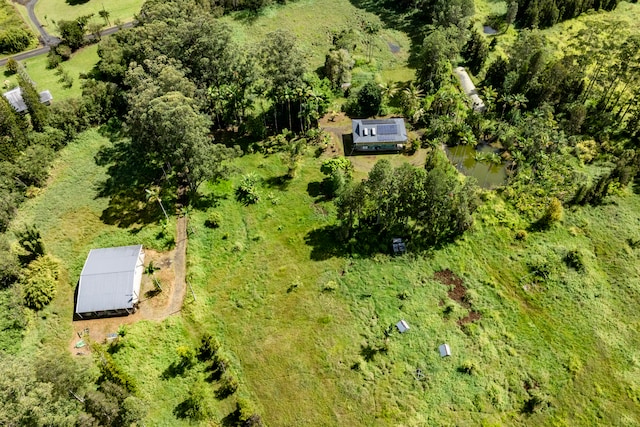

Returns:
454,67,486,113
3,87,53,113
75,245,145,318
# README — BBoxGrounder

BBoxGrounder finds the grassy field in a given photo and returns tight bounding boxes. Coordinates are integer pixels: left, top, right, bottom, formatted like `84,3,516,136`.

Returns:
34,0,144,36
66,144,640,426
4,0,640,425
221,0,413,83
3,44,99,100
6,129,173,353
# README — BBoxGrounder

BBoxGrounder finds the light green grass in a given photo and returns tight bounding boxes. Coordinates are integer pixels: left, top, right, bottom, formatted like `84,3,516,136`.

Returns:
221,0,413,81
99,143,640,425
10,129,174,353
34,0,144,37
3,44,99,100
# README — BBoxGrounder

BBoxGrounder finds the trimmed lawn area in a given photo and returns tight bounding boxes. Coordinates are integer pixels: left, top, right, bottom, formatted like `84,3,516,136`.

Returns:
3,44,99,100
34,0,144,36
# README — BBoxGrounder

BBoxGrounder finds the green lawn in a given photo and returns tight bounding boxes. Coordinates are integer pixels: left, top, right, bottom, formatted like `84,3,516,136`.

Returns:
34,0,144,36
3,44,99,100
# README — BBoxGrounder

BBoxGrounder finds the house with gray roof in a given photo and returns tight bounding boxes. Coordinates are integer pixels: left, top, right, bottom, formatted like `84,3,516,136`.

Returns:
75,245,145,319
2,87,53,114
351,118,408,152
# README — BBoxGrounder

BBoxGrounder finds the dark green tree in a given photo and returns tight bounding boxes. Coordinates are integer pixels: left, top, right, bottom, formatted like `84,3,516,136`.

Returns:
355,81,383,117
17,74,48,132
462,29,488,75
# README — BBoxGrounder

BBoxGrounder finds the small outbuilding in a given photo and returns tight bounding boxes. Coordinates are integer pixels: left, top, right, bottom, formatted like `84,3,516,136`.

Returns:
351,118,408,152
2,87,53,113
454,67,485,113
439,343,451,357
392,238,406,255
396,320,410,333
75,245,145,319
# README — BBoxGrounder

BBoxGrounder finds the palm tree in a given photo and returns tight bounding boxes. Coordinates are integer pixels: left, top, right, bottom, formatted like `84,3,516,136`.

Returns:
145,187,169,222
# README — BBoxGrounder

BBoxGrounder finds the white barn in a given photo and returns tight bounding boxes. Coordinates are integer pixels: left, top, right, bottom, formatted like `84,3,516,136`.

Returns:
454,67,486,113
75,245,145,318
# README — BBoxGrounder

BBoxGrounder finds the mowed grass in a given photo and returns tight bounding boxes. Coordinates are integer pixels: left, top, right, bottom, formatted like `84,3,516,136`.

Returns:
3,44,99,100
10,129,174,353
34,0,144,36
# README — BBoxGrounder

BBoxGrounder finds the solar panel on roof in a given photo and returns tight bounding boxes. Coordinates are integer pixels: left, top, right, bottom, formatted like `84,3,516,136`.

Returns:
377,124,398,135
378,135,397,142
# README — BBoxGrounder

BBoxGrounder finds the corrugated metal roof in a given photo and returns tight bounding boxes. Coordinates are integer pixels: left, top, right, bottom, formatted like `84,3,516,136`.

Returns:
454,67,486,113
2,87,54,113
3,87,27,112
76,245,144,314
352,118,408,145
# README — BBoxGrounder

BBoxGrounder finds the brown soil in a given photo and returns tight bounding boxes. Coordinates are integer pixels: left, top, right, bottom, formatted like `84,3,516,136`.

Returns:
434,269,482,326
69,216,188,356
434,269,469,308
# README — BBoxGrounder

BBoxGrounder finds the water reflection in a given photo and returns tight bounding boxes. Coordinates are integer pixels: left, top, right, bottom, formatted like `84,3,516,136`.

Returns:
444,144,507,189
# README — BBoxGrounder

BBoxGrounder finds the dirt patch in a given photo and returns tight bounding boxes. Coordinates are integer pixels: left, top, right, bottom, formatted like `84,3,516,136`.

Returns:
434,269,481,326
434,269,469,308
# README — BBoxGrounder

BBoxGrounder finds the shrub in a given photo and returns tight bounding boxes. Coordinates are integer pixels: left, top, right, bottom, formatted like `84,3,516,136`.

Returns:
0,28,32,53
235,173,260,205
178,380,212,420
564,249,585,272
216,372,239,398
322,280,338,292
232,241,244,252
55,44,72,60
20,255,59,310
535,197,563,229
458,359,478,375
5,58,19,74
15,224,45,265
198,333,220,361
205,211,222,228
515,230,528,241
46,51,62,69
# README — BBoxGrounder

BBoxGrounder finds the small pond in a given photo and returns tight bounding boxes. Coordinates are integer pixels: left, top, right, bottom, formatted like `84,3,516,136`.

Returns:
445,144,507,189
483,25,498,35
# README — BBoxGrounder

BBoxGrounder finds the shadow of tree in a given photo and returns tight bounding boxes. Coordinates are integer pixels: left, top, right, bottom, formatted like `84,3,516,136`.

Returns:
264,174,293,190
161,358,193,380
95,140,173,227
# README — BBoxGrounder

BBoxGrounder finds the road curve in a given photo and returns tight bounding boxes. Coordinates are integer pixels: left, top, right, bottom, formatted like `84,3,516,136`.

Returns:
0,0,136,68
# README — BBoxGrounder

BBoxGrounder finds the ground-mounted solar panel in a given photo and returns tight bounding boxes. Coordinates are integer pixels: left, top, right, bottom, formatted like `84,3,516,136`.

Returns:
377,124,398,135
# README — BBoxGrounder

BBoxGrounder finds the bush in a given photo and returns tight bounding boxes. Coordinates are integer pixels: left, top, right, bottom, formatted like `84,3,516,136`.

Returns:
322,280,338,292
55,44,72,60
0,28,32,53
5,58,19,75
20,255,60,310
535,197,563,229
15,224,45,265
216,372,239,398
564,249,585,272
198,333,220,361
235,173,260,205
46,51,62,69
458,359,478,375
515,229,528,241
205,211,222,228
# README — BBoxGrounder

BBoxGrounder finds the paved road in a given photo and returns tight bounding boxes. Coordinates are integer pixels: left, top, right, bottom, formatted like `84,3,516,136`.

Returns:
0,0,135,67
26,0,60,47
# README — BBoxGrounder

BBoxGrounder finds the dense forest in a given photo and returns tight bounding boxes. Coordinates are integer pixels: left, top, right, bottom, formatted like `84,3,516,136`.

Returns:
1,0,640,424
